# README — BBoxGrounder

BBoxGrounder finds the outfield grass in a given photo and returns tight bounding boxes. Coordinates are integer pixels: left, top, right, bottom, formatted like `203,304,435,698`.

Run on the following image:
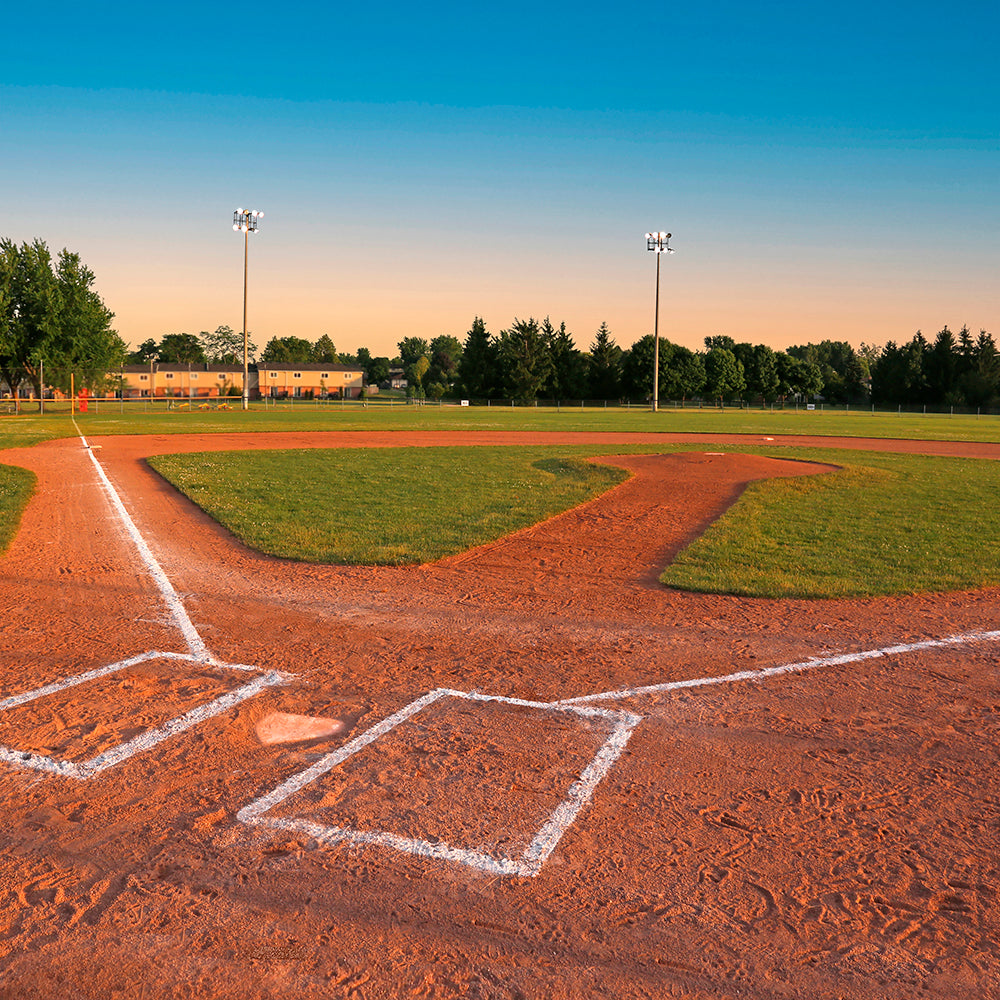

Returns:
148,443,1000,597
3,400,1000,443
661,448,1000,597
3,407,1000,597
148,447,627,565
0,464,36,557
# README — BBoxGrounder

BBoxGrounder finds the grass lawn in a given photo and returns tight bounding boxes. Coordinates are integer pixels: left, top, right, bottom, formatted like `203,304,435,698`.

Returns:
149,443,1000,597
0,463,36,557
148,447,627,565
2,400,1000,442
661,448,1000,597
3,407,1000,596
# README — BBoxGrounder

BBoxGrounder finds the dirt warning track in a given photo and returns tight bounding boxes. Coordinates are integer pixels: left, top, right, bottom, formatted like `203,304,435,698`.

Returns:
0,430,998,999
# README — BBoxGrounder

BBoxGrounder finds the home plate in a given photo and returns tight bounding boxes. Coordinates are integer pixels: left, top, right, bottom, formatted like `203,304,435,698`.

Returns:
256,712,346,746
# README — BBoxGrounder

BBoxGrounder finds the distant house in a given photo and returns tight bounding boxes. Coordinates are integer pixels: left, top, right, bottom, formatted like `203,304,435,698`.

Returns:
255,362,365,400
387,367,408,390
119,363,246,399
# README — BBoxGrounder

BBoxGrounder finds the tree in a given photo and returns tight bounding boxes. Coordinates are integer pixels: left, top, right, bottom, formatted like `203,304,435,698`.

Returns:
544,320,587,399
312,334,339,364
427,334,463,391
662,345,705,401
703,347,746,404
127,338,160,364
200,324,256,364
704,334,737,352
588,322,622,399
397,337,429,367
621,335,674,400
497,317,552,400
0,238,124,395
368,356,391,385
261,336,313,363
739,343,779,402
157,332,206,364
458,317,497,398
355,346,373,377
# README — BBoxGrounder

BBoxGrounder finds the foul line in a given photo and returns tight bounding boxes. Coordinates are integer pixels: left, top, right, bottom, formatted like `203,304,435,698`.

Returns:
75,426,207,660
555,628,1000,706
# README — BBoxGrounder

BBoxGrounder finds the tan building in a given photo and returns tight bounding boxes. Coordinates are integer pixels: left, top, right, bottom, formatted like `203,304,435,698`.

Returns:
120,363,246,399
255,362,365,400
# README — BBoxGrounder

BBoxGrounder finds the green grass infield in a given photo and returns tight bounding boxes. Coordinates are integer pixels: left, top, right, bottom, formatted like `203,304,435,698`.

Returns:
148,443,1000,598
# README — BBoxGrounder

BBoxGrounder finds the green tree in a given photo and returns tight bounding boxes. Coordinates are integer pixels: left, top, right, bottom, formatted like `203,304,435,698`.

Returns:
621,335,673,400
703,347,746,404
368,356,391,385
662,345,705,401
0,238,124,395
127,338,160,364
587,321,622,399
427,334,463,390
544,319,587,399
200,325,256,364
457,317,497,398
737,343,779,402
261,336,313,363
157,332,206,364
497,317,552,400
312,334,340,364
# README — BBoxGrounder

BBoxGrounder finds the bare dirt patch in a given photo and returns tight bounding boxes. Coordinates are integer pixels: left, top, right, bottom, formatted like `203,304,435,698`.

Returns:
0,431,998,998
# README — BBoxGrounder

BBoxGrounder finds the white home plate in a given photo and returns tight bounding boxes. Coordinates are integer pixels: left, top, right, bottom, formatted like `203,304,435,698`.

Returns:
256,712,346,745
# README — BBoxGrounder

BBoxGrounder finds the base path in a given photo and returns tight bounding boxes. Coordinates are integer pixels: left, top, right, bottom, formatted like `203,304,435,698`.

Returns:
0,430,998,999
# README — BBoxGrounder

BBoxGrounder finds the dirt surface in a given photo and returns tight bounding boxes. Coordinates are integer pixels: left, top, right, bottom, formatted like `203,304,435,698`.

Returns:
0,430,998,999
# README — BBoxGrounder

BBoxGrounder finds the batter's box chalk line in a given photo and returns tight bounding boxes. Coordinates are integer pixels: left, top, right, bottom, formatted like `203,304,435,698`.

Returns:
0,649,290,780
237,688,642,878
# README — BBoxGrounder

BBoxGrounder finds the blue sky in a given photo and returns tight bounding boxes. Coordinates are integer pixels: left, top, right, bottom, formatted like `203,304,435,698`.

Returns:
1,0,996,355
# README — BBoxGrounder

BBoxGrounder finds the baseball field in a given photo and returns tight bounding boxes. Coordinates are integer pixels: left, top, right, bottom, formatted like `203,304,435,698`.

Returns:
0,405,997,999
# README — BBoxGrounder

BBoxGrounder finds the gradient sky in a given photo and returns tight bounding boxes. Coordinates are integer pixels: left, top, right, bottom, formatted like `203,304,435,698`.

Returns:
1,0,996,358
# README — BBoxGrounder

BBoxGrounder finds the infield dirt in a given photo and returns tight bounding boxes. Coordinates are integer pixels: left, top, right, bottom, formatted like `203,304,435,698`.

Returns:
0,430,998,999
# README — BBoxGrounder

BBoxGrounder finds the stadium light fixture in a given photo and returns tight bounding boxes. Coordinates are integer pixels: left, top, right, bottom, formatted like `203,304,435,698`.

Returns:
645,231,674,413
233,208,263,410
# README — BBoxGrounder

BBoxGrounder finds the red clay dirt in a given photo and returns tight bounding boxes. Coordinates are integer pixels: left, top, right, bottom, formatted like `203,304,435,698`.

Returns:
0,430,998,999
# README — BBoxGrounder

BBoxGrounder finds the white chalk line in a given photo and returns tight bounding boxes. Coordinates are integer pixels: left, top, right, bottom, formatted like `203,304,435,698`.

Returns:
238,689,642,877
77,428,207,660
0,431,289,780
554,628,1000,706
1,670,288,780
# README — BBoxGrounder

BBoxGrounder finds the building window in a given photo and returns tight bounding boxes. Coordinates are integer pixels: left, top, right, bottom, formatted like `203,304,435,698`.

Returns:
218,374,226,380
293,372,302,379
269,372,278,378
139,374,148,381
191,374,198,380
165,373,174,380
321,373,329,378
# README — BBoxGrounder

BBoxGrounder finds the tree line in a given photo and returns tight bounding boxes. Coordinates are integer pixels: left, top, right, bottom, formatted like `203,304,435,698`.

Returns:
5,239,998,409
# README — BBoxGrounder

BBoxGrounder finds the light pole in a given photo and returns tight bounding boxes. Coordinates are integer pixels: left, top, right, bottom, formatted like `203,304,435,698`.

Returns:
645,231,674,412
233,208,263,410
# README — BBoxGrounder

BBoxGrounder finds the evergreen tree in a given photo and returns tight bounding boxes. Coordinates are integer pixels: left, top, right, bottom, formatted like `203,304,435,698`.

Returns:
544,320,587,399
457,317,497,398
497,317,552,400
587,322,622,399
312,334,339,364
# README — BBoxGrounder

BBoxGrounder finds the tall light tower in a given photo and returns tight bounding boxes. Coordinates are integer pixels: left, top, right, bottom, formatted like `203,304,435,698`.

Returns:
645,231,674,412
233,208,263,411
